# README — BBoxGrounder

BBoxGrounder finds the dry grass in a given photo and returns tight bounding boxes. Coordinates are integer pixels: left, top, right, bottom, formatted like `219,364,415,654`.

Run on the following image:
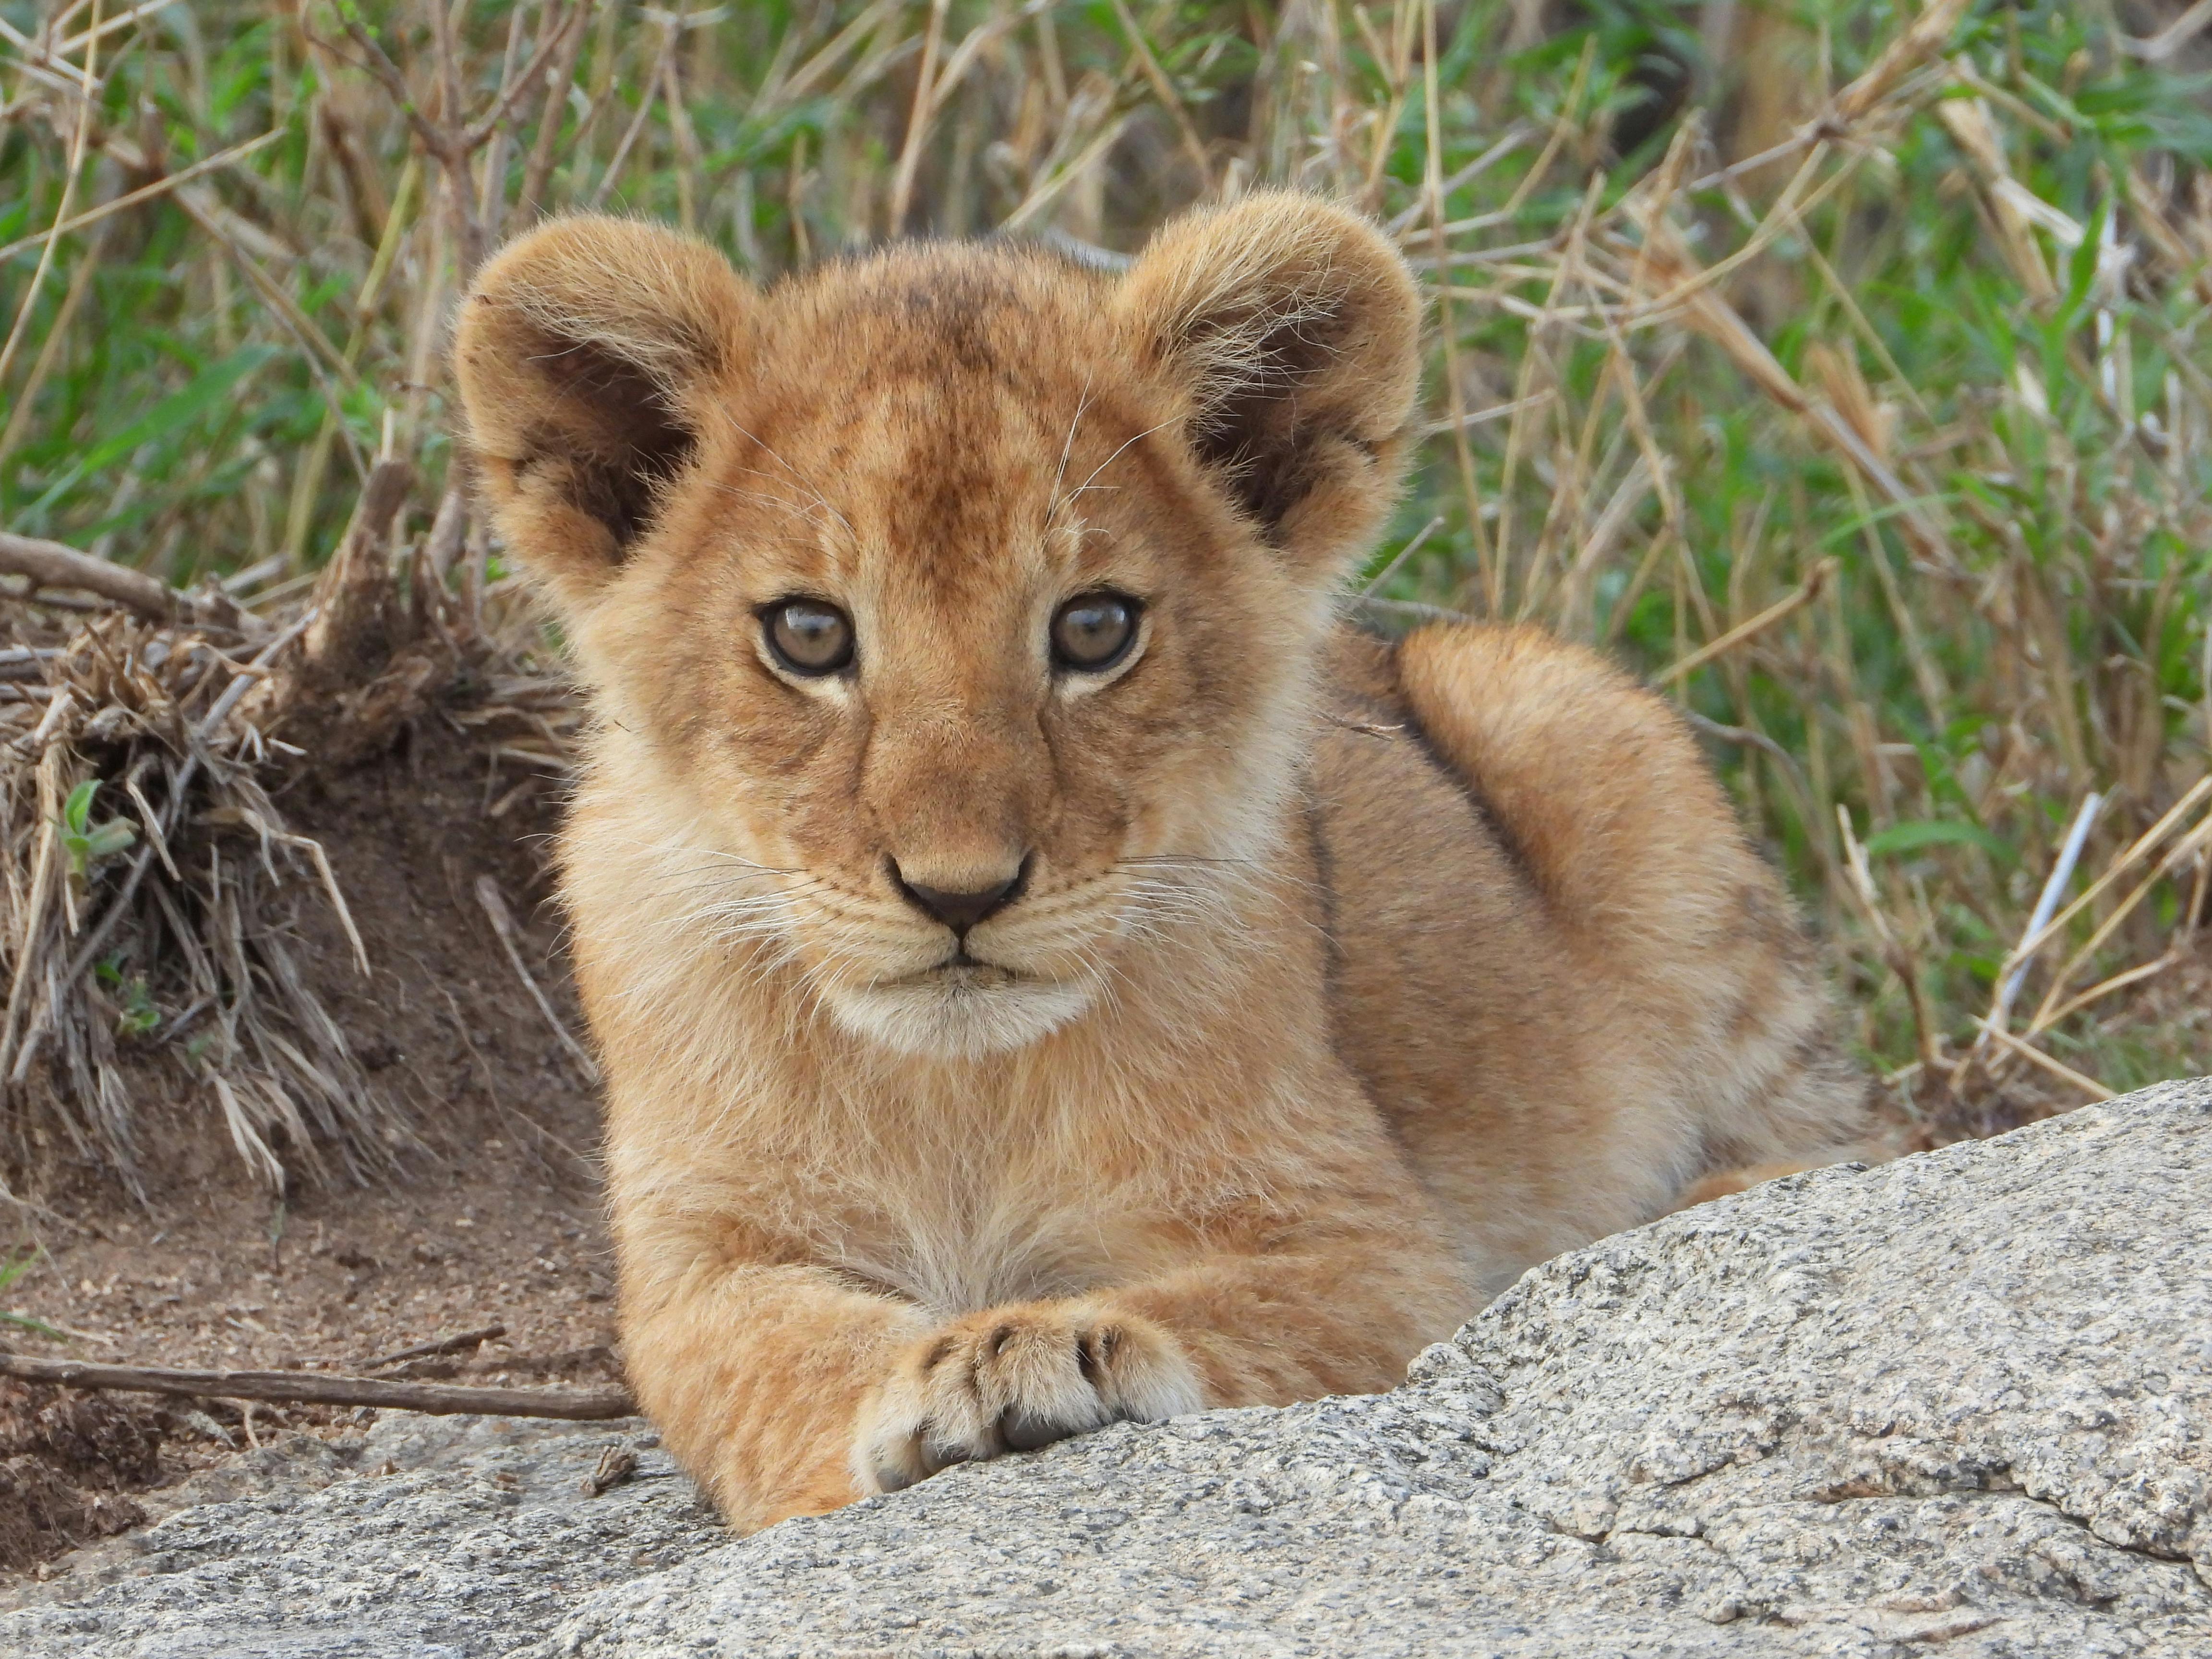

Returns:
1,0,2210,1182
0,589,400,1195
0,475,582,1194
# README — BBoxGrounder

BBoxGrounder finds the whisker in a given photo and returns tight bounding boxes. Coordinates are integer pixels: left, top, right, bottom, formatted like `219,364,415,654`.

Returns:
1118,855,1264,868
714,410,855,537
1051,375,1094,507
702,481,836,532
1069,415,1180,499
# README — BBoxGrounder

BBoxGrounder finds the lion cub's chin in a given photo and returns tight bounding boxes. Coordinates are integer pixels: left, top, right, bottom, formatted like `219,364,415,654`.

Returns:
826,970,1100,1060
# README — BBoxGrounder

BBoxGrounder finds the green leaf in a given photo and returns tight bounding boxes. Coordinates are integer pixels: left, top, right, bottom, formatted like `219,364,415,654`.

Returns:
116,974,160,1038
0,1247,39,1295
57,788,137,876
2060,200,2106,323
22,345,279,520
1862,819,2014,863
0,1249,56,1336
84,820,138,861
83,345,280,476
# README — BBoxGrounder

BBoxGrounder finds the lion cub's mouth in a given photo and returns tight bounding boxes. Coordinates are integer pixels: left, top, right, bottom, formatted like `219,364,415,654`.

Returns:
895,952,1031,988
835,950,1098,1058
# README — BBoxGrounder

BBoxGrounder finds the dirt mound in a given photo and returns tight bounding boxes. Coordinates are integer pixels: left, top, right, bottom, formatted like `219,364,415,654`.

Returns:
0,1381,165,1573
0,538,633,1590
1,699,620,1329
0,704,630,1583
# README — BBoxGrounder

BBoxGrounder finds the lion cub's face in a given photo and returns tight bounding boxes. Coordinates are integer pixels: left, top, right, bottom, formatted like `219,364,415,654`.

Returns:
581,266,1303,1058
456,198,1419,1057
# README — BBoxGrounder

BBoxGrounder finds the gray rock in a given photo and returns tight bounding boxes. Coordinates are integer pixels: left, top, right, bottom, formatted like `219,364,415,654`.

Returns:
0,1415,724,1657
6,1080,2207,1657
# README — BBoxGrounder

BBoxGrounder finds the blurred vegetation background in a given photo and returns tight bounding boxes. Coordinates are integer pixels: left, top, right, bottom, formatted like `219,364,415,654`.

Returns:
2,0,2209,1138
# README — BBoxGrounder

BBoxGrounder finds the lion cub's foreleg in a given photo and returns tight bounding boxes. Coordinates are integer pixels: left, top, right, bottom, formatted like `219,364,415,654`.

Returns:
625,1191,1463,1525
851,1238,1460,1495
617,1251,927,1530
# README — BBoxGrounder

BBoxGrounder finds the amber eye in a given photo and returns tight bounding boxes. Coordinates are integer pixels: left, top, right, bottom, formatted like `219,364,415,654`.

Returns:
1049,592,1140,672
763,599,854,676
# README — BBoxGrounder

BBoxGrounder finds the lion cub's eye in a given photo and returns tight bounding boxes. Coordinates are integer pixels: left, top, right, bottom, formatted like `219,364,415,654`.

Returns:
763,599,854,676
1049,592,1140,673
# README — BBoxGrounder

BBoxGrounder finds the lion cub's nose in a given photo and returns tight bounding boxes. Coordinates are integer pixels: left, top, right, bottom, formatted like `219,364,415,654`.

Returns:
890,860,1026,935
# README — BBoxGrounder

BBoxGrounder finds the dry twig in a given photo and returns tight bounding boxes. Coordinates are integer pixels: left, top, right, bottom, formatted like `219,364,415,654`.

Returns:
1656,560,1835,684
475,876,599,1084
361,1323,507,1371
0,531,252,634
0,1352,636,1420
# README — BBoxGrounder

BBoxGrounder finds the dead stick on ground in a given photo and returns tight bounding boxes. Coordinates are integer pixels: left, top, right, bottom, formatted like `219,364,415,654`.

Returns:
361,1322,506,1372
0,530,221,628
476,875,601,1084
0,1352,636,1420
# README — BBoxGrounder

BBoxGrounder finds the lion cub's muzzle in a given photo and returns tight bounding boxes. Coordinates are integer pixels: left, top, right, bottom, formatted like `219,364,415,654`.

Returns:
888,853,1032,940
821,852,1106,1057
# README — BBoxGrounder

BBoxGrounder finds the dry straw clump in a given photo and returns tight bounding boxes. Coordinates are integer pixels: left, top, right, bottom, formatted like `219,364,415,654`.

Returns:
0,535,392,1196
1,0,2209,1182
0,478,583,1195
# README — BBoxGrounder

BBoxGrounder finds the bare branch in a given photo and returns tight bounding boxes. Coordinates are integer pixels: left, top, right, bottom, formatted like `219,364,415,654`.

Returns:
0,1351,637,1420
0,530,184,622
517,0,592,216
361,1322,506,1370
465,0,585,152
334,9,452,160
0,531,256,634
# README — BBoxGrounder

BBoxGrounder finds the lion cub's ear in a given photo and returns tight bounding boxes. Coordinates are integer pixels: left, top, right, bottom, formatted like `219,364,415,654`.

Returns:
1116,191,1421,577
452,215,752,613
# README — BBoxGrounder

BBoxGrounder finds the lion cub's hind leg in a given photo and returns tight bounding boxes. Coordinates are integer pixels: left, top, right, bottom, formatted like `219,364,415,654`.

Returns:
1391,622,1870,1206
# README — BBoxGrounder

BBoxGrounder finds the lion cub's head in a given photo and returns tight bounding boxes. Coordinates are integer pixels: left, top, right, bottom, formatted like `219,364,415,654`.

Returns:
454,194,1419,1058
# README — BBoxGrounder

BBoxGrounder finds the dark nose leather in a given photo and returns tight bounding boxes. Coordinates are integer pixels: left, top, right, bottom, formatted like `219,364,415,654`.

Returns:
892,866,1022,935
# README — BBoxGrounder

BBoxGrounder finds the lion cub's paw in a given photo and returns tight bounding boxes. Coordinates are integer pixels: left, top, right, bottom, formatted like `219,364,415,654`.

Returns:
853,1302,1202,1494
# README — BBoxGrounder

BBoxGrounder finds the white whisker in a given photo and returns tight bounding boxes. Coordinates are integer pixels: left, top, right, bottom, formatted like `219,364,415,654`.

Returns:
714,410,855,538
1069,415,1180,500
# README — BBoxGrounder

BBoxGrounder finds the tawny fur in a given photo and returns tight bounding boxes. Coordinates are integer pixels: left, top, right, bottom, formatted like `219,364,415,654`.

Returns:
451,193,1867,1531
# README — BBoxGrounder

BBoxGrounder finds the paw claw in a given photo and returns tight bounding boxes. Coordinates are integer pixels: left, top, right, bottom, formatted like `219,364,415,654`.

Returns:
999,1407,1075,1452
922,1439,977,1472
1077,1329,1114,1387
854,1303,1199,1497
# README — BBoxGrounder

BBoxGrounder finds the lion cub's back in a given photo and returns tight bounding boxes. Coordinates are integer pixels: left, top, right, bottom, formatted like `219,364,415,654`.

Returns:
1311,624,1864,1285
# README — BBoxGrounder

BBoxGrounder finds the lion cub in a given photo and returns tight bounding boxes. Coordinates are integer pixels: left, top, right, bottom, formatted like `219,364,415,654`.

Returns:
453,193,1864,1529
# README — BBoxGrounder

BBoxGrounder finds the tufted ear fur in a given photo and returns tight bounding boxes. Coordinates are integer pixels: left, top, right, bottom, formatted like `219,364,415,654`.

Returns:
452,215,753,614
1115,192,1422,578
